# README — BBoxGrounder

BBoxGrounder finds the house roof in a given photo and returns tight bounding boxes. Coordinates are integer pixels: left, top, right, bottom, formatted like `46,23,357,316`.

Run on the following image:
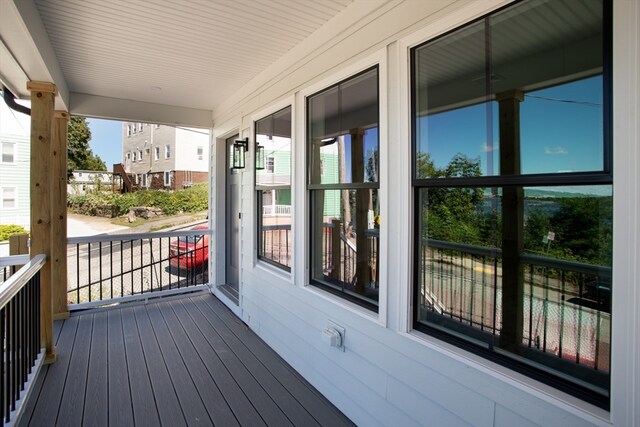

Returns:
0,0,352,127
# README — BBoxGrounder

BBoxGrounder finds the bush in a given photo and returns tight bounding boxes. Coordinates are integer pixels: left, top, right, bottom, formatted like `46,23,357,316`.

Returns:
67,183,208,217
0,225,27,242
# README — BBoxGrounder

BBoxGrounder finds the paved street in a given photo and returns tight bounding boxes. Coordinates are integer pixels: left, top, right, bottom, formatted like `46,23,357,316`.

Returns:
66,213,209,304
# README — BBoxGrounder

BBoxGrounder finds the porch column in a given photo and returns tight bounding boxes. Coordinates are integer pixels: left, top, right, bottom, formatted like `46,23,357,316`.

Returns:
52,111,69,320
497,89,525,353
350,128,370,294
28,81,57,364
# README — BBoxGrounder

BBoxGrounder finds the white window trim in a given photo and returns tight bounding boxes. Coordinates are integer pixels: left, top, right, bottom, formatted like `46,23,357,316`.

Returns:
164,171,171,187
165,144,171,159
297,49,388,326
154,147,160,161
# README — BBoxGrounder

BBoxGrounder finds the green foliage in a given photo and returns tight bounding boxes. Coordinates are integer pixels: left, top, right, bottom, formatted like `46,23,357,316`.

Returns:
67,183,208,217
0,225,27,242
67,116,106,176
419,152,612,266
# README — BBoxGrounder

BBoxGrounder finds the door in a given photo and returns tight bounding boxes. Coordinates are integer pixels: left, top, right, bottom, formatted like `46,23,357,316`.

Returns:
223,135,241,304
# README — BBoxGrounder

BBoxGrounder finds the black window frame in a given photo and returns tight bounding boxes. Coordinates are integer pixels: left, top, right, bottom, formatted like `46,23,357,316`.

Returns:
410,0,613,409
306,65,381,312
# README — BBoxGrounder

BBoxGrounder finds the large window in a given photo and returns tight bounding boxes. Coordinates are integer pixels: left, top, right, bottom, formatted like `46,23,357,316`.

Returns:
412,0,611,407
255,106,292,270
307,67,380,310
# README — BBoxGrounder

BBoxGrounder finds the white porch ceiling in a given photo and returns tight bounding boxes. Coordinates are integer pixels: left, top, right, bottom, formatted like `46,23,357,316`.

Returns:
1,0,352,125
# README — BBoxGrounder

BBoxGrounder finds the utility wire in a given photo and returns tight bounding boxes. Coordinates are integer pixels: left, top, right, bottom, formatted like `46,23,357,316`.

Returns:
525,94,601,107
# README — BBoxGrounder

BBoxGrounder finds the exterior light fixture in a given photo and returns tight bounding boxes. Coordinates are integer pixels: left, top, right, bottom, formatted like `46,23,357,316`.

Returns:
320,137,337,146
232,138,249,169
255,143,265,170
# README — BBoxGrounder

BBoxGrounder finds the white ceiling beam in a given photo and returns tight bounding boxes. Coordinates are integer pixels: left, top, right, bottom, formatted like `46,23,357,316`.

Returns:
70,92,213,128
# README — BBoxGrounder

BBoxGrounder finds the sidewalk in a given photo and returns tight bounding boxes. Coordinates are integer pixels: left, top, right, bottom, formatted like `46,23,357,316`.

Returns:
67,212,208,237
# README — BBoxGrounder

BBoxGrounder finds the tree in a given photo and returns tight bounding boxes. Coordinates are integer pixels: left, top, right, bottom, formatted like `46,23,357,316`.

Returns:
67,116,106,176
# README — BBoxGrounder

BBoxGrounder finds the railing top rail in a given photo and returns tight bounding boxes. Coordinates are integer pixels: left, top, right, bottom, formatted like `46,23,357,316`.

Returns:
424,238,611,278
0,254,31,268
0,254,46,309
68,228,213,245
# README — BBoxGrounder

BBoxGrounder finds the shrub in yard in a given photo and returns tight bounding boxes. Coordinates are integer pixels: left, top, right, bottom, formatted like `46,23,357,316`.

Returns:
67,183,208,217
0,225,27,242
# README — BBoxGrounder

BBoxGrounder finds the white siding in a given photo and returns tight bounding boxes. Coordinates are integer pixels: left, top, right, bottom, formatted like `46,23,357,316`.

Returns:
174,127,210,172
211,1,639,426
0,100,30,229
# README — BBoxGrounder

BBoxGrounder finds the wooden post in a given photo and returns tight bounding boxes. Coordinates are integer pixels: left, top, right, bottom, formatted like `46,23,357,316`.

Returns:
28,80,57,364
9,234,29,274
331,219,342,280
350,128,371,294
52,111,70,320
497,89,525,353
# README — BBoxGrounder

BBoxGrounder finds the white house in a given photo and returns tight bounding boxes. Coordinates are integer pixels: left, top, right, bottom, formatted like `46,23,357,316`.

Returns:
0,93,30,230
1,0,638,426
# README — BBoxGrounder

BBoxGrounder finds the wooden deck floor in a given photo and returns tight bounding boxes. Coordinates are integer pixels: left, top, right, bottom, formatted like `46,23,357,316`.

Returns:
18,292,354,427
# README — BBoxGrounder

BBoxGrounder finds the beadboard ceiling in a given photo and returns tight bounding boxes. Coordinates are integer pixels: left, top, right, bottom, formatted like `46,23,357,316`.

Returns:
8,0,352,118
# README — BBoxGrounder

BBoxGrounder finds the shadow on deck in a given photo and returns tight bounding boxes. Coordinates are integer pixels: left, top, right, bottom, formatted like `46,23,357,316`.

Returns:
18,292,353,426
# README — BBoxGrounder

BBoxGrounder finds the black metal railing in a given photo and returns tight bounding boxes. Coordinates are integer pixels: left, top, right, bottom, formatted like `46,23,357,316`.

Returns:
417,239,611,373
320,224,379,287
0,254,46,424
67,228,211,307
260,224,292,268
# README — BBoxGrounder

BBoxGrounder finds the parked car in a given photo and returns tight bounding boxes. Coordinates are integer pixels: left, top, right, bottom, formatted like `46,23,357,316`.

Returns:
169,224,209,270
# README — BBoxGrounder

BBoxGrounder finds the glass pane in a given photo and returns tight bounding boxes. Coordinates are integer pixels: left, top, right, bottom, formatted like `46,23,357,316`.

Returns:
256,106,291,186
258,189,292,268
310,188,380,309
414,0,605,178
310,128,379,185
416,184,612,395
308,68,379,185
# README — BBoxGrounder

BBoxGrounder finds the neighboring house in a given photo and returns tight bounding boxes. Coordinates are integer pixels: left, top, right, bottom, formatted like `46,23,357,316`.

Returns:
0,96,30,230
120,123,209,190
67,170,121,195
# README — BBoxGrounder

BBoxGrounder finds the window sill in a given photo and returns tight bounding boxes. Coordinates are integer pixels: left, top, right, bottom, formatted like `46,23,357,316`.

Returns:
303,284,383,325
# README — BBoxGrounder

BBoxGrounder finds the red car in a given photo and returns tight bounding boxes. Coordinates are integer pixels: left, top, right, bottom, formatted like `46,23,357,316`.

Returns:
169,224,209,270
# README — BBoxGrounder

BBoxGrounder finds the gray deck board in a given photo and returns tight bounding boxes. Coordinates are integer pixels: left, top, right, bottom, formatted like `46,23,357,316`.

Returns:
84,311,108,427
172,298,267,427
200,296,353,427
145,303,213,426
21,292,353,427
193,297,321,427
120,307,159,427
186,298,294,427
133,304,186,427
57,313,93,425
28,316,79,426
159,300,241,427
107,309,134,427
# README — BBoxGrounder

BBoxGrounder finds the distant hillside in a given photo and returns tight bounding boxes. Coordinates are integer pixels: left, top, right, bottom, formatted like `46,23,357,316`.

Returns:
525,187,611,198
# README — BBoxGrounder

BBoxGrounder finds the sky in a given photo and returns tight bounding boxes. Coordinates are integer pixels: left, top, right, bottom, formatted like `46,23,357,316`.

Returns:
86,118,122,169
418,76,605,177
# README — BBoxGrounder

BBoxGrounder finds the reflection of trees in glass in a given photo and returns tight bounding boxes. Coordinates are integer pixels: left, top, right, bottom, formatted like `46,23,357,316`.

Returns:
420,153,484,243
526,197,612,266
420,151,613,266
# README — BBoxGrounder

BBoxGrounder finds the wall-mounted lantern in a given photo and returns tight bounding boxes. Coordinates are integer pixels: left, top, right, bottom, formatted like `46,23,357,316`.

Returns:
232,138,249,169
255,143,265,170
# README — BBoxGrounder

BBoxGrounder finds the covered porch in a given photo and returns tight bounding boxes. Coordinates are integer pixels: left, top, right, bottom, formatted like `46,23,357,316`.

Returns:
19,291,352,427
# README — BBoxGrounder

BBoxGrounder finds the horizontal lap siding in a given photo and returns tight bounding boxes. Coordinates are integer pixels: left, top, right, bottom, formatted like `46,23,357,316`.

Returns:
225,1,611,426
